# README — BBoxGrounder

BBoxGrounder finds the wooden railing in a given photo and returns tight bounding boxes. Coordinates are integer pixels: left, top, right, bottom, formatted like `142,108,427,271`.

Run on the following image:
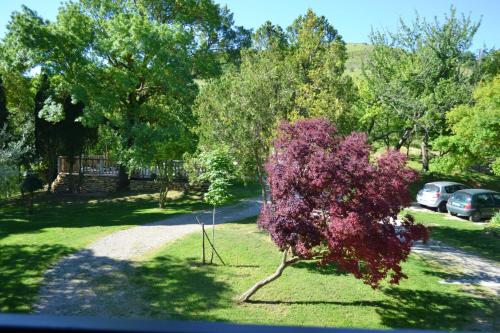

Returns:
57,156,119,176
57,156,188,181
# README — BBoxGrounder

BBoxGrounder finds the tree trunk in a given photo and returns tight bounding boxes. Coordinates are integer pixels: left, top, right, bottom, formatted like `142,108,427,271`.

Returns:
239,249,299,303
28,192,34,214
210,205,216,264
395,128,413,150
253,148,268,205
117,164,129,191
421,136,429,172
68,159,75,193
159,183,169,208
77,154,84,193
46,149,58,192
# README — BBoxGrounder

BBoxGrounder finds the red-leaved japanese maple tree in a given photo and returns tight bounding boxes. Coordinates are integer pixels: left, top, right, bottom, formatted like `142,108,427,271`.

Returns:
239,118,428,302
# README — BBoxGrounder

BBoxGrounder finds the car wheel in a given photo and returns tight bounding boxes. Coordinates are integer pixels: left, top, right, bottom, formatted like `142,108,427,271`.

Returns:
437,202,447,213
469,211,481,222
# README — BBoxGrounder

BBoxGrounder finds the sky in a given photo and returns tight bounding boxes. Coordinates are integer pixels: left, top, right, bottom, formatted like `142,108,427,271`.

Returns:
0,0,498,51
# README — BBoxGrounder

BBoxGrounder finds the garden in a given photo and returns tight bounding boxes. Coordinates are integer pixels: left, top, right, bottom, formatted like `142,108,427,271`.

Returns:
0,0,499,331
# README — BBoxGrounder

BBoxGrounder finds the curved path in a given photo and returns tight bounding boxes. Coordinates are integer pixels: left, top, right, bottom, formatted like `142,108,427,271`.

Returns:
34,197,262,316
34,198,498,317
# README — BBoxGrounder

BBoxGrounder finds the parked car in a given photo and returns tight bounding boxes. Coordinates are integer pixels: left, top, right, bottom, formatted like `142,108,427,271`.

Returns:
416,181,468,212
446,189,500,222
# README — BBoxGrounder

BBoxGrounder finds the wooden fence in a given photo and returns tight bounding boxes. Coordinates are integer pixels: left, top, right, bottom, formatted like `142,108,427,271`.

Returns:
57,156,187,181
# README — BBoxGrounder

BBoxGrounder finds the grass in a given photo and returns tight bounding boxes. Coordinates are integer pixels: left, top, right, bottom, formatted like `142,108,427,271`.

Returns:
0,183,260,313
131,218,499,330
345,43,374,78
405,209,500,263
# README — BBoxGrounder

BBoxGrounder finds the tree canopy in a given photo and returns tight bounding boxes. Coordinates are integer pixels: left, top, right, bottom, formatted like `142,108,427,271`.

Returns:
361,8,480,170
433,75,500,175
240,118,428,302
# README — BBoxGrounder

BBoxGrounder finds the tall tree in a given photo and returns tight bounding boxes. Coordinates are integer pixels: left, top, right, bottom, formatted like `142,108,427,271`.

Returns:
194,46,294,202
433,75,500,175
0,75,7,130
33,74,60,188
239,119,428,302
195,10,356,200
287,10,357,132
362,8,479,170
4,0,248,190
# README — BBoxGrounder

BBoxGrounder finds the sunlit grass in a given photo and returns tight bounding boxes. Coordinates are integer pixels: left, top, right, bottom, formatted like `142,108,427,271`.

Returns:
0,183,260,313
133,218,499,330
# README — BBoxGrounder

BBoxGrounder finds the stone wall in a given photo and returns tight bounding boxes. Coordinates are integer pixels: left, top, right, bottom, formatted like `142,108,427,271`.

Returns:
52,173,119,193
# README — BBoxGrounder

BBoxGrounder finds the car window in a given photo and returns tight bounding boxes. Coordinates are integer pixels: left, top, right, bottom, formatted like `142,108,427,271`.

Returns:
458,185,468,190
444,186,453,193
423,184,439,192
491,194,500,205
452,192,471,202
476,194,493,205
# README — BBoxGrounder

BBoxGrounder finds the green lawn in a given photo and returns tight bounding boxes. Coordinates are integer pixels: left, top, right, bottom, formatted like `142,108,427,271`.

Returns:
0,183,260,313
405,209,500,263
131,218,499,330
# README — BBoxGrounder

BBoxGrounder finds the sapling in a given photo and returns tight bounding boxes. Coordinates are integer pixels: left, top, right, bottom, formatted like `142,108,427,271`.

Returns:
190,149,236,264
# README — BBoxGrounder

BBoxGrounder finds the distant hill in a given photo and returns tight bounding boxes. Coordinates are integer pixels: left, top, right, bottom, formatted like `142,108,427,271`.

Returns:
345,43,374,78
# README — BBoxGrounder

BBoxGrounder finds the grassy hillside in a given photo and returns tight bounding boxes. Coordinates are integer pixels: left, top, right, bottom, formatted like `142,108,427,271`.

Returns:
345,43,374,78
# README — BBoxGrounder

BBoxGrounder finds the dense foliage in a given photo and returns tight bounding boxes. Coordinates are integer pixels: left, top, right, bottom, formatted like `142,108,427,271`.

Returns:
0,3,497,203
433,75,500,175
361,9,480,170
255,119,428,291
195,10,356,199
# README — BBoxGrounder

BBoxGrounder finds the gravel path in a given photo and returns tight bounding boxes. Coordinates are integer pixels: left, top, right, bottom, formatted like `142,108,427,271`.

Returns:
34,198,498,316
413,240,500,296
34,197,262,316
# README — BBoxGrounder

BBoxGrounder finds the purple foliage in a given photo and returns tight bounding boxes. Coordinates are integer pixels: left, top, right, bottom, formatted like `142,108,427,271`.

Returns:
258,118,428,287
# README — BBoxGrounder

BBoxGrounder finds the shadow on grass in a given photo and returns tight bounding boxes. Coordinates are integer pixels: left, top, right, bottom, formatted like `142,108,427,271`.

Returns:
422,269,500,286
378,288,499,330
247,299,384,306
0,243,231,318
131,255,231,321
0,243,75,313
429,226,500,262
0,190,210,240
292,261,349,276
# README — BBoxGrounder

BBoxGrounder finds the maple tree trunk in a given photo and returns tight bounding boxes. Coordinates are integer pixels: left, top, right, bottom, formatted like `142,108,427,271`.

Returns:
239,249,299,303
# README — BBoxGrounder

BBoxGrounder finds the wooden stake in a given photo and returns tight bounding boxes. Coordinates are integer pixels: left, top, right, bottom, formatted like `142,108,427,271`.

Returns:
202,222,206,264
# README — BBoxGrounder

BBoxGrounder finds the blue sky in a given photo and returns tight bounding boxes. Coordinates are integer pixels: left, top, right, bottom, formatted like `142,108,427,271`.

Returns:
1,0,498,51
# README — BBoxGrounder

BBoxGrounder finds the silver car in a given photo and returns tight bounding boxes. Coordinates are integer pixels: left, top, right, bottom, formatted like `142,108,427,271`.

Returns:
416,181,468,212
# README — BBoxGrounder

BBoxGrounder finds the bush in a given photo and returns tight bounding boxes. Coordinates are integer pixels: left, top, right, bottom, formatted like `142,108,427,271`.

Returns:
21,173,44,214
0,164,19,198
485,212,500,237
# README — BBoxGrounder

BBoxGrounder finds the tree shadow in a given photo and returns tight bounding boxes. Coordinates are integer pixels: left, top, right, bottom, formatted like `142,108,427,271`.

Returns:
422,269,500,287
247,299,384,306
292,261,349,276
131,255,231,321
429,226,500,262
377,287,499,331
0,190,211,239
0,243,75,313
